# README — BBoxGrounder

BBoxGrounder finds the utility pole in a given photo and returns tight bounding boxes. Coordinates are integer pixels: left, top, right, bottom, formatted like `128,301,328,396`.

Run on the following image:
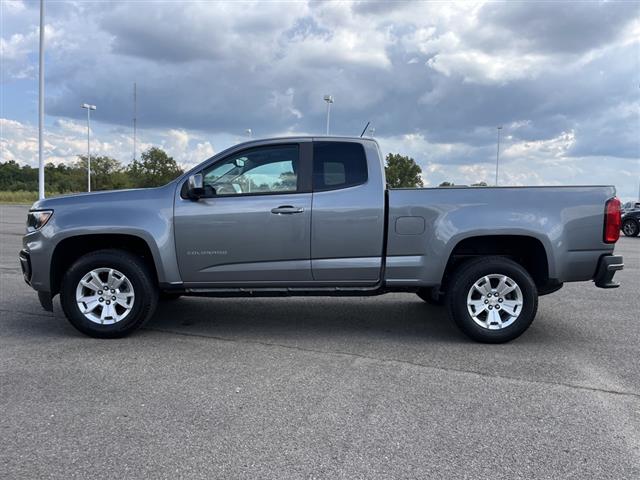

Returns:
38,0,45,200
495,126,503,186
81,103,96,192
323,95,334,135
133,82,137,162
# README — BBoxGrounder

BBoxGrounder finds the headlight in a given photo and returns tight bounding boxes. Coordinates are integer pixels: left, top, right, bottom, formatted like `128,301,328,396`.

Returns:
26,210,53,232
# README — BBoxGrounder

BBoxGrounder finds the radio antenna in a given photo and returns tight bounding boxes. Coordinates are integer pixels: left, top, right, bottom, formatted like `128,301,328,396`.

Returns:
359,121,370,138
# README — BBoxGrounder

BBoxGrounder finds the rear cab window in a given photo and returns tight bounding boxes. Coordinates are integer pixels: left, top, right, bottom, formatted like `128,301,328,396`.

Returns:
313,141,367,191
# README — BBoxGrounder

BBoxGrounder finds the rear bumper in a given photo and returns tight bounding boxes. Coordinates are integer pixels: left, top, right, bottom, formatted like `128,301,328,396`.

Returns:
594,255,623,288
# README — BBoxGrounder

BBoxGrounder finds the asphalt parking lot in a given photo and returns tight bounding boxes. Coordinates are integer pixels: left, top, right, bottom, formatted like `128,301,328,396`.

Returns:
1,203,638,479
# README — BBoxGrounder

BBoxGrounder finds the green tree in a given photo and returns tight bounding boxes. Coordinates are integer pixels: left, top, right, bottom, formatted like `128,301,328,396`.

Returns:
45,162,80,193
0,160,29,191
384,153,423,188
0,147,182,195
76,155,130,191
127,147,183,187
438,181,455,187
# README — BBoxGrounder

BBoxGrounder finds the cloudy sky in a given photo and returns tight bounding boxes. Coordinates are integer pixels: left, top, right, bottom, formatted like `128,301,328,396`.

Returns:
1,0,639,199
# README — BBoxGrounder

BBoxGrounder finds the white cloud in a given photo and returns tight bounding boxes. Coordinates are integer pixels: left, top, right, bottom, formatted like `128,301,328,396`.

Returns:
0,24,68,80
284,27,392,70
269,88,303,121
427,50,549,84
54,118,86,135
1,30,38,80
2,0,26,14
0,118,217,169
162,129,215,167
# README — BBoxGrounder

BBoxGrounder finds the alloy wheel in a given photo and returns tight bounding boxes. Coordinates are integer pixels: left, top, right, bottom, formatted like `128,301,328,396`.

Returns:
75,268,135,325
466,274,523,330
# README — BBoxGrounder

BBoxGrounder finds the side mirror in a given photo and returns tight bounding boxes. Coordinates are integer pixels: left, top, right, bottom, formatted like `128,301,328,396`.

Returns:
187,173,205,200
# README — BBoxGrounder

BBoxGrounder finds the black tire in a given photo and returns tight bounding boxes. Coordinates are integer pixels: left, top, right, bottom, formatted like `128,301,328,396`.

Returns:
447,256,538,343
416,287,446,306
159,292,183,301
622,219,639,237
60,249,158,338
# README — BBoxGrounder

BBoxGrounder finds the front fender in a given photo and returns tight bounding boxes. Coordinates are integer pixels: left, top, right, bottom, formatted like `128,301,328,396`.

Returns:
24,185,182,292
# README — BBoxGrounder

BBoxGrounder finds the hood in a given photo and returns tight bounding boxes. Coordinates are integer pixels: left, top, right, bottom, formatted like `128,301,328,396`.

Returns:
30,184,175,211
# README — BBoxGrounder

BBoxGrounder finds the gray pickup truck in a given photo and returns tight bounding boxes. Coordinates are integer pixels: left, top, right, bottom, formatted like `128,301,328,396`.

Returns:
20,136,624,342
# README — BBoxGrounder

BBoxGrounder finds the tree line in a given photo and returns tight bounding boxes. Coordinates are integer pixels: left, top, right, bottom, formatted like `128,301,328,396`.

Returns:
0,147,183,194
0,148,483,194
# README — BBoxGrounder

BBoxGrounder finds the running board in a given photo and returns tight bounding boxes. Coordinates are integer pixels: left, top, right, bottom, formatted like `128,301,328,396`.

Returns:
183,285,387,297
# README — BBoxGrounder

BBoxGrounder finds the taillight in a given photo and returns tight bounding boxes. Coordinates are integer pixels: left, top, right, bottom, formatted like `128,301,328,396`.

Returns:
604,197,621,243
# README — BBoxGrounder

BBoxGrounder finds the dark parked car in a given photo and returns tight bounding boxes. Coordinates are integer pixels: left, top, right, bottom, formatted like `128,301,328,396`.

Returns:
621,209,640,237
621,201,640,214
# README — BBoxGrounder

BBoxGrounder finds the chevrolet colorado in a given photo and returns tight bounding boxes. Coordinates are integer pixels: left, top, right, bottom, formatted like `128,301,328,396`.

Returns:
20,137,624,342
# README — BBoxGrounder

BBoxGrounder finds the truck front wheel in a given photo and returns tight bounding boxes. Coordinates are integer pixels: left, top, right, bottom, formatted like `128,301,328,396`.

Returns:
447,256,538,343
60,249,158,338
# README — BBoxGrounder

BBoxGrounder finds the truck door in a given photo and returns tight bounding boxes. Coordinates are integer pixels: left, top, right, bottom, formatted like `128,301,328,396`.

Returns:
174,142,313,285
310,140,386,283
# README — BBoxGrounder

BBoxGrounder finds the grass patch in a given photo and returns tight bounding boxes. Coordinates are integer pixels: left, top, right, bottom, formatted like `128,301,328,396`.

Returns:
0,191,77,204
0,191,39,204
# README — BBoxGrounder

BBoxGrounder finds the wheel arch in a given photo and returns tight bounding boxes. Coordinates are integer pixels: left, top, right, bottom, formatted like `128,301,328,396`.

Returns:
440,234,552,292
50,233,160,296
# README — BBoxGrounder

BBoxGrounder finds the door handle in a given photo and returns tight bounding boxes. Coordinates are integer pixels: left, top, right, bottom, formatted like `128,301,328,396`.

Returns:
271,205,304,214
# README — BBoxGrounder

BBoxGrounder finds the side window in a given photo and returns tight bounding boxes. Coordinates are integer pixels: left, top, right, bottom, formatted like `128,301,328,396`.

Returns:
202,145,299,196
313,142,367,191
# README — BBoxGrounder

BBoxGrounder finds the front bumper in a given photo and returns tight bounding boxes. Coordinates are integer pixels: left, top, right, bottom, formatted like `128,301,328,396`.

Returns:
20,248,54,312
19,249,32,285
594,255,623,288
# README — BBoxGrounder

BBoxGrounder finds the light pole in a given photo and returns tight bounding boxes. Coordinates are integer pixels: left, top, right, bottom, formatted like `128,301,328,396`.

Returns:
132,82,137,162
81,103,96,192
38,0,45,200
495,126,503,186
323,94,334,135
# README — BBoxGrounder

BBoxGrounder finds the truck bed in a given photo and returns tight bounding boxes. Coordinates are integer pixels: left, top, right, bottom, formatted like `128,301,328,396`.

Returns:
384,185,617,286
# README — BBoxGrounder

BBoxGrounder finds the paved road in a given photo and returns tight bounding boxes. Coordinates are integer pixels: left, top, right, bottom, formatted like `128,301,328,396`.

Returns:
1,204,638,479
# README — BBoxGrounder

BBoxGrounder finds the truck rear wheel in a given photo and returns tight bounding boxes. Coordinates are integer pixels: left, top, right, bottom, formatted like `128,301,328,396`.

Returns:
60,249,158,338
447,256,538,343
